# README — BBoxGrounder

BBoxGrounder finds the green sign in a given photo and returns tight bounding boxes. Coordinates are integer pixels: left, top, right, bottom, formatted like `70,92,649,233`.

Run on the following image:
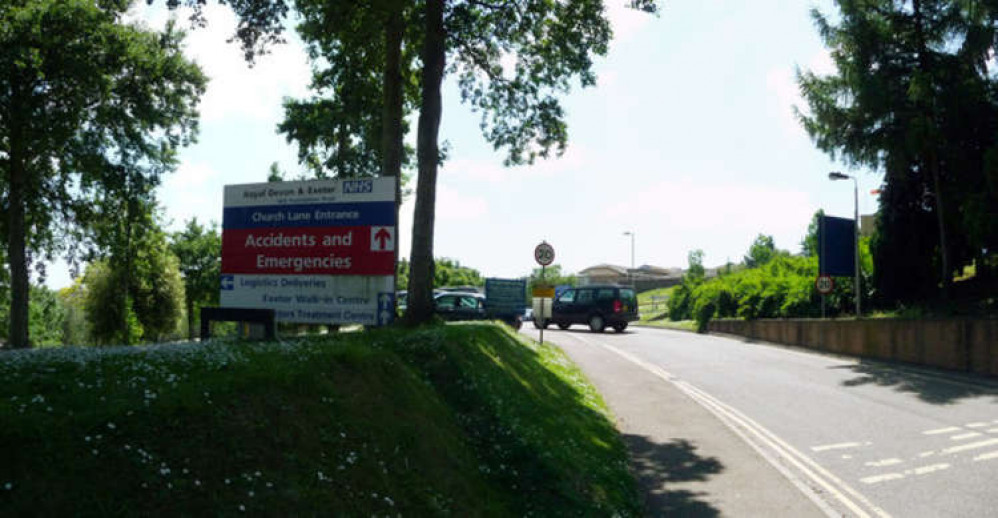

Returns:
485,278,526,316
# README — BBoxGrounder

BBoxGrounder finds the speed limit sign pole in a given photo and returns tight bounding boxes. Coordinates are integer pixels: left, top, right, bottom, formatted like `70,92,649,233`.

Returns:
815,274,834,319
534,241,555,345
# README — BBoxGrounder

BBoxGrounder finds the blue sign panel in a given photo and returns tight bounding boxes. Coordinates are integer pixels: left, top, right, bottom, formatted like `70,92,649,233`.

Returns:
377,292,395,326
819,215,855,277
485,278,527,316
222,201,396,230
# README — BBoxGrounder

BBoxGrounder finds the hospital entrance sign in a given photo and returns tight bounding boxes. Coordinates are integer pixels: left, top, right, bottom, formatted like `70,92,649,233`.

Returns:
220,177,397,326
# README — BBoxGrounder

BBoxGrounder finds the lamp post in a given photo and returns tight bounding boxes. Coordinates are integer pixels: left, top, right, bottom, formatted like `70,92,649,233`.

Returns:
829,172,861,318
623,231,635,287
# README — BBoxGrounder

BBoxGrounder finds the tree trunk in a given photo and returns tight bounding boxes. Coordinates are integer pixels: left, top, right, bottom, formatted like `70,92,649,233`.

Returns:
7,133,30,349
382,4,405,311
912,0,951,300
187,296,196,341
406,0,445,324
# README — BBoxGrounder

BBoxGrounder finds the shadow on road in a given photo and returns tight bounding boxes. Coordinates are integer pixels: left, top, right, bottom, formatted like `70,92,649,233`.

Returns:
624,434,724,517
830,360,998,405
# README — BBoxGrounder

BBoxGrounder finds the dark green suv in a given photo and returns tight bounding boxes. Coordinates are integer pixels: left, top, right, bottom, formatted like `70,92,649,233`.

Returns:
542,285,639,333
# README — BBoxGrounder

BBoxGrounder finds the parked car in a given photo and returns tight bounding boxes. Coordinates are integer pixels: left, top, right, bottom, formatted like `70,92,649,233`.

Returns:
434,292,487,321
538,284,638,333
433,291,524,330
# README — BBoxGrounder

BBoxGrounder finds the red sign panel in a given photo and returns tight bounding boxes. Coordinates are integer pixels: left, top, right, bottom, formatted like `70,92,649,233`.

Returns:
221,226,394,276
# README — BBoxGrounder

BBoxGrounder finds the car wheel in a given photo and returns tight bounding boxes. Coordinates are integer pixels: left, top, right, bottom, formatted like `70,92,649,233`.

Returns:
588,314,605,333
533,319,549,330
613,323,627,333
557,323,571,330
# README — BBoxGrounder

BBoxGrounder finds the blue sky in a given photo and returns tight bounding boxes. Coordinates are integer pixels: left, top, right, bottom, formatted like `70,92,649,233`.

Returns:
45,0,880,289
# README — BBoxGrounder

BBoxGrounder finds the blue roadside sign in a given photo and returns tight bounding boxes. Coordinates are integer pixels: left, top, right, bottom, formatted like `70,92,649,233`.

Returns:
485,278,527,316
818,215,855,277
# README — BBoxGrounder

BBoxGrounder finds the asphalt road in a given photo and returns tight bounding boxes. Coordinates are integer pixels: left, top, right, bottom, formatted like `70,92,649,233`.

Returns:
521,324,998,518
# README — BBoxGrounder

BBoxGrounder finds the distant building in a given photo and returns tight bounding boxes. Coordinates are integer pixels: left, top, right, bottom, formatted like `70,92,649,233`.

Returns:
578,263,685,292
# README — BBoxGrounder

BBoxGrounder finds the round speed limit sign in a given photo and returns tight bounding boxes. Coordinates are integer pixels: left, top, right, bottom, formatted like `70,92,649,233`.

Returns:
534,241,555,266
815,274,834,295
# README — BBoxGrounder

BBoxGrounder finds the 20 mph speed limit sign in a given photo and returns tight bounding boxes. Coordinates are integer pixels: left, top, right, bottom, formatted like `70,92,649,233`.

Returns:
534,241,555,266
815,274,834,295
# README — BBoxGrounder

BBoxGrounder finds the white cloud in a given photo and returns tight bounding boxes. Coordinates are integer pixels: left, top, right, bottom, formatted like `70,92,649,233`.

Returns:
127,3,310,124
159,163,223,229
606,178,814,235
443,145,587,184
766,49,835,135
436,185,488,221
606,2,654,42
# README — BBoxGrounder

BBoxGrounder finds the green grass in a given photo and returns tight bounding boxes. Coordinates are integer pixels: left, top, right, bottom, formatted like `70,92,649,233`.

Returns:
0,322,640,516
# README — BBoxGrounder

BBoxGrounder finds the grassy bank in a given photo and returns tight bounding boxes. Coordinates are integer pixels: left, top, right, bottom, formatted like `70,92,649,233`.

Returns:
0,322,639,516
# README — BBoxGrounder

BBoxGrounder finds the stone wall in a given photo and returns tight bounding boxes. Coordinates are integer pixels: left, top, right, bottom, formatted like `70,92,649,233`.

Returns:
708,318,998,376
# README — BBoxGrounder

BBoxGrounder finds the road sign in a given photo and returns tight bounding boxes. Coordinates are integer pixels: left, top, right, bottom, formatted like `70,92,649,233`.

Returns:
534,241,555,266
532,285,555,298
220,177,396,325
815,274,835,295
485,278,527,316
818,215,855,277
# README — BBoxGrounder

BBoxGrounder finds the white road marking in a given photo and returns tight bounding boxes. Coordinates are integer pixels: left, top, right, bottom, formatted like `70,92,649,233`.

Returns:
865,459,902,468
861,473,904,484
813,442,864,452
923,427,962,435
951,432,983,440
986,428,998,434
966,422,989,428
860,464,951,485
908,463,950,476
972,451,998,462
568,333,888,518
918,451,936,458
941,438,998,455
842,454,853,460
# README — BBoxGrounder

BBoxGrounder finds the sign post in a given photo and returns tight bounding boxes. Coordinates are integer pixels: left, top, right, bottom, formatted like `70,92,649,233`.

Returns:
534,241,555,345
815,274,834,319
220,177,397,327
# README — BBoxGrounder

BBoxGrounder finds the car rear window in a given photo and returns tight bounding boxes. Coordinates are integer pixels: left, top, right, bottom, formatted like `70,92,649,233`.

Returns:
620,289,636,304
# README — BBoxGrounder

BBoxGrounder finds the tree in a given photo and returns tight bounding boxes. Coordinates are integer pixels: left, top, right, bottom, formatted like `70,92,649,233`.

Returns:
744,234,777,268
170,218,222,340
798,0,998,302
434,258,483,288
686,249,706,284
0,0,205,347
801,210,825,257
83,230,186,345
165,0,657,324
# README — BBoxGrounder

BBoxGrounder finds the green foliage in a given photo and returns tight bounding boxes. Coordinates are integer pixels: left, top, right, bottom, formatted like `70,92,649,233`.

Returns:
58,281,89,346
82,233,186,345
798,0,998,301
744,234,777,268
27,286,66,347
170,218,222,339
0,323,640,515
434,258,483,288
801,210,824,257
0,0,205,346
396,258,410,291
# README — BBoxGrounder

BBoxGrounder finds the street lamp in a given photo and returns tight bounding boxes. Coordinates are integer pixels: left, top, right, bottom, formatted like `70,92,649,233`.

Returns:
622,231,635,269
828,171,861,317
623,231,635,287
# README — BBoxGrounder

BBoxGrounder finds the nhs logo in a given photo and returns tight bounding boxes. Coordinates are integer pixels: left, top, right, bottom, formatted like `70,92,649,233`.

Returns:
342,179,373,194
